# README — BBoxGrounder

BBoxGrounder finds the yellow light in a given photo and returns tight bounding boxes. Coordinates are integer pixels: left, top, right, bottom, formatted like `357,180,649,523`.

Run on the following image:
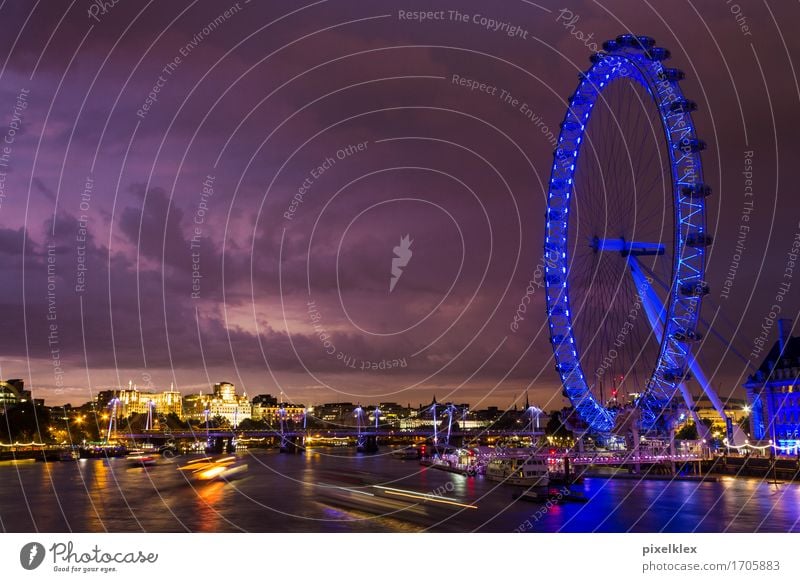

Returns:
197,466,226,480
372,486,478,509
379,489,478,509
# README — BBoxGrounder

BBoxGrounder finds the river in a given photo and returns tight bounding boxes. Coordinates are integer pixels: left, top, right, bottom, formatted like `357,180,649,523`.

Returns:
1,449,799,533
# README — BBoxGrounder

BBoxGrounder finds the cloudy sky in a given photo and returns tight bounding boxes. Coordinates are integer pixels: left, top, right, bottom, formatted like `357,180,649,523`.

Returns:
0,0,797,412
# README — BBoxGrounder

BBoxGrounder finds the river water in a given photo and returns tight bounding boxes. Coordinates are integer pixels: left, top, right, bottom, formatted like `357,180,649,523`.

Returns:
1,449,799,533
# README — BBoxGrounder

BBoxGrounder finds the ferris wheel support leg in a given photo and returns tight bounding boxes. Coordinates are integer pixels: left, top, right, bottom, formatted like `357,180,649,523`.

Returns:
629,257,736,445
686,354,748,445
628,258,707,437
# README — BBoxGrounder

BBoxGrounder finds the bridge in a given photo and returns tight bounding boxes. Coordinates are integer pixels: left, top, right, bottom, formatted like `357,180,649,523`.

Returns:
567,451,705,465
112,429,529,440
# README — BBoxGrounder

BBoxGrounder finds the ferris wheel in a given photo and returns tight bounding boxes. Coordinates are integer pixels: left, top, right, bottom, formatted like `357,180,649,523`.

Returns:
544,35,715,434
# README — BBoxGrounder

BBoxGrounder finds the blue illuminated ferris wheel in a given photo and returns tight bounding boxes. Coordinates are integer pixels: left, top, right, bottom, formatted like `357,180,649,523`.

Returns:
544,35,713,434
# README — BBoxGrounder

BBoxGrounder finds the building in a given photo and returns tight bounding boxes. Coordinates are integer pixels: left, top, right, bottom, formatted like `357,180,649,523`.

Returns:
373,402,408,422
117,387,149,416
745,319,800,447
252,394,278,407
205,382,251,426
156,388,183,417
182,393,207,420
251,394,305,424
314,402,356,425
693,395,748,432
398,399,485,430
0,379,30,408
113,383,183,418
95,390,116,410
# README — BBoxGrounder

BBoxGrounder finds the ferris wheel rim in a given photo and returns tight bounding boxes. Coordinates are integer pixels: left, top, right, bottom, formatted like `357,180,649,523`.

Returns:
543,35,710,434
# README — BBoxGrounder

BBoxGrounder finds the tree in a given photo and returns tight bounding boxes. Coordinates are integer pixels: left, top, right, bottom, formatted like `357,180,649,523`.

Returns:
164,413,189,430
545,410,573,439
737,415,749,432
236,418,267,431
2,403,51,443
675,417,714,440
211,415,229,429
120,413,147,433
675,422,698,440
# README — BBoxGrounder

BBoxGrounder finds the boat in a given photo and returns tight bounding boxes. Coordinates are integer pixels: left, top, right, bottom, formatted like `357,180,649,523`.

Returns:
127,450,157,468
57,449,79,462
78,444,128,459
421,456,477,476
37,449,78,462
486,454,550,487
177,455,248,482
419,446,480,476
391,446,420,460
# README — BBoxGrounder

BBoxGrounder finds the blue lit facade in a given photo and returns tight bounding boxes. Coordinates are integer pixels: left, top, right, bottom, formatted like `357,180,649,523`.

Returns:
745,332,800,449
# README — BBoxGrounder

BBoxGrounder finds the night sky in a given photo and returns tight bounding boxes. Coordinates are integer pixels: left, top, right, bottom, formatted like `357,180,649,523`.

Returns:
0,0,797,412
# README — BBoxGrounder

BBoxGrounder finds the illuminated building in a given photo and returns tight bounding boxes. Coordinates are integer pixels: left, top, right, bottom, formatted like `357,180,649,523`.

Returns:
213,382,237,401
251,394,305,424
94,390,116,409
314,402,355,424
745,319,800,448
692,395,748,431
182,393,207,419
0,379,30,407
117,383,149,416
374,402,405,422
157,388,183,417
205,382,251,426
115,382,183,418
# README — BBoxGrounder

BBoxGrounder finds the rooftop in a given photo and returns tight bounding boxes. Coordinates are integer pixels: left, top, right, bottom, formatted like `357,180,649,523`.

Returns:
749,335,800,383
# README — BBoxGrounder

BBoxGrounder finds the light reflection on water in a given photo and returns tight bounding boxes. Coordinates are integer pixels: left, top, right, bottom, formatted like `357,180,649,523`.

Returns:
0,450,798,533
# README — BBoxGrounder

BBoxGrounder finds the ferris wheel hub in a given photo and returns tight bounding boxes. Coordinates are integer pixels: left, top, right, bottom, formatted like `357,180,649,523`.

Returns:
590,237,666,256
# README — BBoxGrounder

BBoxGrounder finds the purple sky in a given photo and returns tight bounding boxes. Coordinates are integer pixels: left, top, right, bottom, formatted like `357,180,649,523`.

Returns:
0,0,798,411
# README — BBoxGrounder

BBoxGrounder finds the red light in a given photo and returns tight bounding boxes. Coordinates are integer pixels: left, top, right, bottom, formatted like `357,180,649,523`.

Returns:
549,448,556,455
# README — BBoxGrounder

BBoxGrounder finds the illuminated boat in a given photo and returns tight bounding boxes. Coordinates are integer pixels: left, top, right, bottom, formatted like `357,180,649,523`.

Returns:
485,454,550,487
126,450,157,467
391,446,420,460
419,446,479,476
177,455,248,482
